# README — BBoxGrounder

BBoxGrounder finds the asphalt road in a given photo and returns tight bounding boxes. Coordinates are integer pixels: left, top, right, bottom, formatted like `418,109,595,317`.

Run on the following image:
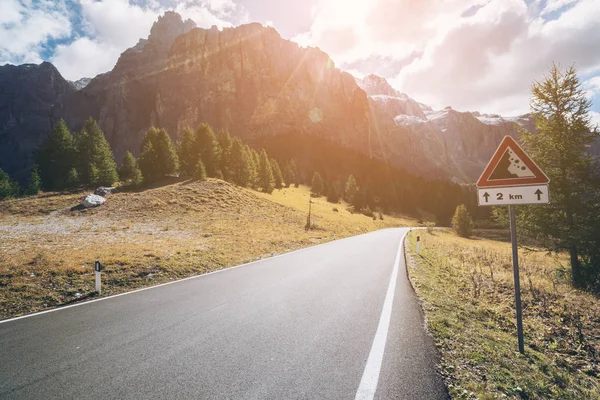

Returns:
0,228,447,400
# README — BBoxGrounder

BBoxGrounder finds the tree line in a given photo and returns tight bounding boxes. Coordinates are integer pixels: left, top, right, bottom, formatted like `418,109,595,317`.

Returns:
0,117,475,225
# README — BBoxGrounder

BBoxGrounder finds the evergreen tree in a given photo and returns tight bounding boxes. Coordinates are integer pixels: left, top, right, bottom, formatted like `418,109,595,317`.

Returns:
283,161,295,188
194,159,207,181
326,180,342,203
345,174,358,204
0,168,19,200
195,123,221,177
230,137,251,187
36,119,76,191
75,118,118,186
248,147,260,189
178,126,196,177
26,166,42,195
138,127,178,182
131,165,144,187
66,168,79,188
217,129,233,180
311,172,324,196
270,158,283,189
258,149,275,193
452,204,474,238
519,64,600,287
289,159,299,187
119,151,137,182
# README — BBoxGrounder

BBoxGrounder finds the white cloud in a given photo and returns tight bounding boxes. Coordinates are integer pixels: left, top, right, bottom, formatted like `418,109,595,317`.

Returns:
292,0,600,115
51,37,119,81
1,0,245,81
0,0,72,65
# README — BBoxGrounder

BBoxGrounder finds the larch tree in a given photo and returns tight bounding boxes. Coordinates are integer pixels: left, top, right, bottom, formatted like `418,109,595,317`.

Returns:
178,126,197,177
311,172,324,196
36,119,76,191
76,118,118,187
119,151,137,182
519,64,600,287
270,158,283,190
195,123,221,177
258,149,275,194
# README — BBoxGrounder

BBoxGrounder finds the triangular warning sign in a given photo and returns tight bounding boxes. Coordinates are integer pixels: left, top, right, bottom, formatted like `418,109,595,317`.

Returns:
477,136,549,188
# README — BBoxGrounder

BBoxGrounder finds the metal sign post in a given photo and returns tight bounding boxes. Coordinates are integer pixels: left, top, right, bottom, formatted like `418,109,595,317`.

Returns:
509,206,525,353
476,136,551,354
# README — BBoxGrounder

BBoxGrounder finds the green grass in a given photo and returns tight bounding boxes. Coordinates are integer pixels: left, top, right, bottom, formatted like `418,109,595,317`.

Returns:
406,229,600,399
0,179,412,320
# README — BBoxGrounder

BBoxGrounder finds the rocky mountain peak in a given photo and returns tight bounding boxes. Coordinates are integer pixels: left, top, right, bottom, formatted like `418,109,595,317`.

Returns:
357,74,398,97
148,11,196,48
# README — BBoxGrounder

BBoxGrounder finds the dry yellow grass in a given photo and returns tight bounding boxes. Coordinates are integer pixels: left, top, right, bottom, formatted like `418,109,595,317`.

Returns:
0,179,411,320
406,229,600,399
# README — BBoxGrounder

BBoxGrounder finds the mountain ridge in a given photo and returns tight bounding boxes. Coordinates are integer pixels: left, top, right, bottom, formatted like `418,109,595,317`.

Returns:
1,11,592,186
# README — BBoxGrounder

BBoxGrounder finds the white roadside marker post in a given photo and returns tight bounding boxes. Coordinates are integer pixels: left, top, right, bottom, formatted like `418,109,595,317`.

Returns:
416,235,421,255
94,261,104,295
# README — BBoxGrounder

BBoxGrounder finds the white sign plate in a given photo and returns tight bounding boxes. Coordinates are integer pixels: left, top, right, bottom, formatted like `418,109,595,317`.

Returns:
477,185,549,206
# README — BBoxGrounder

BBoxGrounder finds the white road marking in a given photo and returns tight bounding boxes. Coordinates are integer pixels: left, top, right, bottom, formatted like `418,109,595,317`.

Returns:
355,231,407,400
0,229,400,325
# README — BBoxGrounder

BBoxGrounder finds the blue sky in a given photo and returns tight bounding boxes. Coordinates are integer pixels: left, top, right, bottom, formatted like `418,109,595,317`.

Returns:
1,0,599,121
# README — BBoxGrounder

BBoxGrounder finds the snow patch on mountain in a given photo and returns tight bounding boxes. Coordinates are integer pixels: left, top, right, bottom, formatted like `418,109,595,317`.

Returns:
394,114,426,126
70,77,92,90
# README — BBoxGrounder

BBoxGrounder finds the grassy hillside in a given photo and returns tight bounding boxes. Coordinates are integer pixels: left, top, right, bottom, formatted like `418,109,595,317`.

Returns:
0,180,413,320
406,229,600,399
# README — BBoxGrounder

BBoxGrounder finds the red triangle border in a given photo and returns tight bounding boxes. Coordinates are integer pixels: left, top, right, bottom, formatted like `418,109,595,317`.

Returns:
476,136,550,188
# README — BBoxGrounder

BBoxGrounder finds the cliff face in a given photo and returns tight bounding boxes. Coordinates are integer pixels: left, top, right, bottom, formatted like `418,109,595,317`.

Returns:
0,62,74,182
61,15,371,168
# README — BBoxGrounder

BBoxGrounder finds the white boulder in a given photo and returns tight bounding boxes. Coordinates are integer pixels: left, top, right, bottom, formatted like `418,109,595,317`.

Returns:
82,194,106,208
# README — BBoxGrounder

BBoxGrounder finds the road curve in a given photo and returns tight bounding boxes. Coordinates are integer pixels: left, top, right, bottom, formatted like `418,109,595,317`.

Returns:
0,228,447,399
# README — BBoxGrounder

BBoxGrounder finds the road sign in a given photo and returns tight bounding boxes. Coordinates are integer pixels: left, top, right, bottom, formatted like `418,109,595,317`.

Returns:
476,136,551,355
477,184,549,206
477,136,549,188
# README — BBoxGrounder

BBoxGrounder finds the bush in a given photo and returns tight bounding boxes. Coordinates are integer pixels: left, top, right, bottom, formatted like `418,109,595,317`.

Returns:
452,204,474,238
425,221,435,234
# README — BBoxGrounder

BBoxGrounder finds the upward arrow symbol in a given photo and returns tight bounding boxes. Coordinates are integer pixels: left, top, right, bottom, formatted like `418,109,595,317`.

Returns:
534,188,543,201
483,192,490,203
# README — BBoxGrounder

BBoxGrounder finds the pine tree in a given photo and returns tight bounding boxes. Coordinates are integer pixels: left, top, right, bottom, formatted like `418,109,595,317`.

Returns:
519,64,600,287
327,180,342,203
270,158,283,190
289,159,299,187
75,118,118,187
66,168,79,188
217,129,233,180
0,168,19,200
311,172,324,196
345,174,358,204
36,119,76,191
131,165,144,187
258,149,275,193
26,166,42,195
195,123,221,177
119,151,137,182
452,204,474,238
283,161,295,188
194,159,207,181
178,126,196,177
138,127,178,182
230,137,251,187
